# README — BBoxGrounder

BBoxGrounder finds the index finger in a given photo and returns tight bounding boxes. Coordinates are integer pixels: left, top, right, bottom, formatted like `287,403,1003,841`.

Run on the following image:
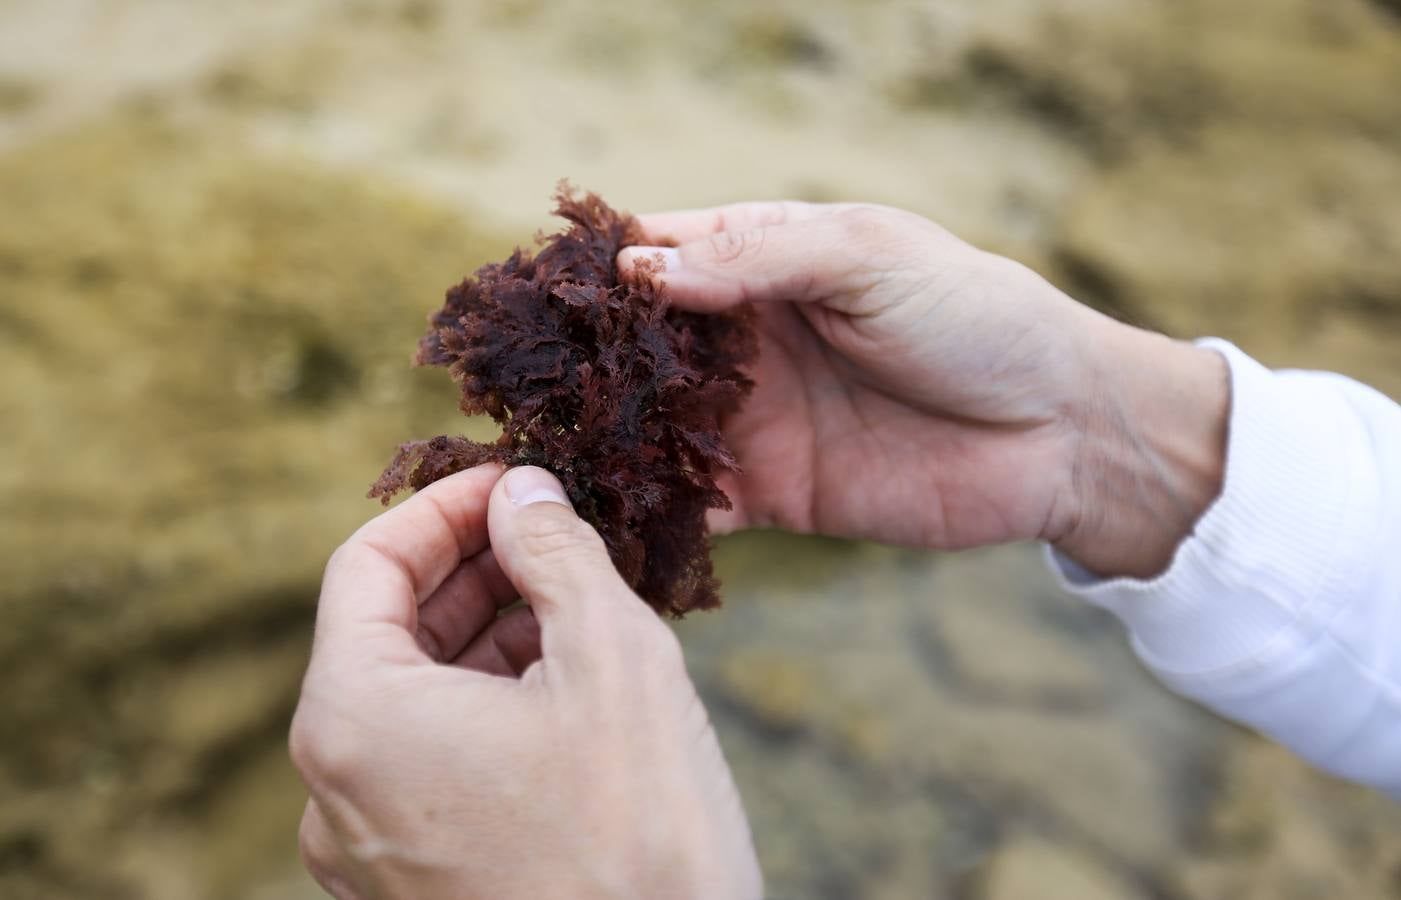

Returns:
315,464,505,657
634,200,839,245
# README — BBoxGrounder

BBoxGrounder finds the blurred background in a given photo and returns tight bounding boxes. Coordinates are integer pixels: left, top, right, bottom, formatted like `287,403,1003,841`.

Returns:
3,0,1400,897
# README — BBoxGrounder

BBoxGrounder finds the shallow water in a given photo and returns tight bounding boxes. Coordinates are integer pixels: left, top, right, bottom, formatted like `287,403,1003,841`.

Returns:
2,1,1400,896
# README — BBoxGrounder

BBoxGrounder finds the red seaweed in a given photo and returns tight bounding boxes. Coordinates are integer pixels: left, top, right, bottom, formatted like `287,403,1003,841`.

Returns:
370,183,757,617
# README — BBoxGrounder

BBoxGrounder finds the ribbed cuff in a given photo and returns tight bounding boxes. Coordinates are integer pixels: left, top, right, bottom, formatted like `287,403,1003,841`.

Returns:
1046,339,1360,676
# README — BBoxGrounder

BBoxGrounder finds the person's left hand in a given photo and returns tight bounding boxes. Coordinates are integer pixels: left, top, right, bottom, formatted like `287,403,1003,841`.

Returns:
289,464,761,899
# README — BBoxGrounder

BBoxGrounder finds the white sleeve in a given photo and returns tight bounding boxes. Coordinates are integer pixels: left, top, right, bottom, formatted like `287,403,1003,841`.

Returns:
1046,339,1401,799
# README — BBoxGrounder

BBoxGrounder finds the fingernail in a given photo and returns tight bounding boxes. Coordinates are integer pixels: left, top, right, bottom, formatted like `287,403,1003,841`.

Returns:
504,466,571,508
621,246,680,273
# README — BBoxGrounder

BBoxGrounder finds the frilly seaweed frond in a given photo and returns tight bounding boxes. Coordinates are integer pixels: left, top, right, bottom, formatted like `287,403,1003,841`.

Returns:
371,183,757,617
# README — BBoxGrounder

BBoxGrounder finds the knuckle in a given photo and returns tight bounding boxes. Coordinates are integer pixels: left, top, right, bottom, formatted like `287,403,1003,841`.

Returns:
733,201,781,229
722,200,796,232
834,204,891,244
757,201,793,227
288,707,362,788
298,834,343,899
516,508,605,562
323,539,357,578
706,227,765,265
287,709,319,777
323,532,407,591
298,819,326,875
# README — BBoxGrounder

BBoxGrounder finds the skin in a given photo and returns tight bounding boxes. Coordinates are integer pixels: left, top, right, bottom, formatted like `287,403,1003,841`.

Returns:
290,201,1230,898
292,465,760,899
620,201,1229,578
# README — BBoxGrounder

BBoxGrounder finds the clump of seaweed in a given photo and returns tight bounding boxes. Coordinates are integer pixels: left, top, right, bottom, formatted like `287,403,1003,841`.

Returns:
370,183,757,617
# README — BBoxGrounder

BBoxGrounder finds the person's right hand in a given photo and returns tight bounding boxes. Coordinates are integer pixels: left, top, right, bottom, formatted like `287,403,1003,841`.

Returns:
290,465,761,899
618,202,1229,578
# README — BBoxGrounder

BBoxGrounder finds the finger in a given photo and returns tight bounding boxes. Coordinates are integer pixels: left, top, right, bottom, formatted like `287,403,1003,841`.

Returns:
706,471,748,536
633,200,835,245
451,605,542,677
414,548,519,663
618,210,877,313
299,799,363,900
486,466,656,678
317,464,504,660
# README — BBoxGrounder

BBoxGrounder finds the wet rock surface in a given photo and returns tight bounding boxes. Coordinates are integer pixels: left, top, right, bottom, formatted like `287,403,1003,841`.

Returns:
0,115,506,898
2,0,1400,897
974,836,1145,900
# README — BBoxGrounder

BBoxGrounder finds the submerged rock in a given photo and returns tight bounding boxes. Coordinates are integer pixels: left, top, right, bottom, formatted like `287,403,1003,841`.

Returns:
0,113,505,896
975,836,1144,900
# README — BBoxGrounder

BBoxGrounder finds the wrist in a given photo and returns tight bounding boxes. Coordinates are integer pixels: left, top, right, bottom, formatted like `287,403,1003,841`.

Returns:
1055,319,1230,578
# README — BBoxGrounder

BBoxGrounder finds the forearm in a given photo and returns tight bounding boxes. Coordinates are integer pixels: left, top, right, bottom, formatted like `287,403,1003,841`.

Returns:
1051,337,1401,796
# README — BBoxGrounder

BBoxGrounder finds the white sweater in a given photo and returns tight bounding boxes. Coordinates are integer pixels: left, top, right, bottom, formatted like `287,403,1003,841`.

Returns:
1049,339,1401,799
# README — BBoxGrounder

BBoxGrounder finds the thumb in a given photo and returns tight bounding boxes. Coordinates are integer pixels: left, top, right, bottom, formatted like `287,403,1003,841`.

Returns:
618,213,865,312
486,466,652,678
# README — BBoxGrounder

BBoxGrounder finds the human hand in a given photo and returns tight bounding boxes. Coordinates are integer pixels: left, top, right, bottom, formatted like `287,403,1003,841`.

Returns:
289,465,761,899
619,202,1228,578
